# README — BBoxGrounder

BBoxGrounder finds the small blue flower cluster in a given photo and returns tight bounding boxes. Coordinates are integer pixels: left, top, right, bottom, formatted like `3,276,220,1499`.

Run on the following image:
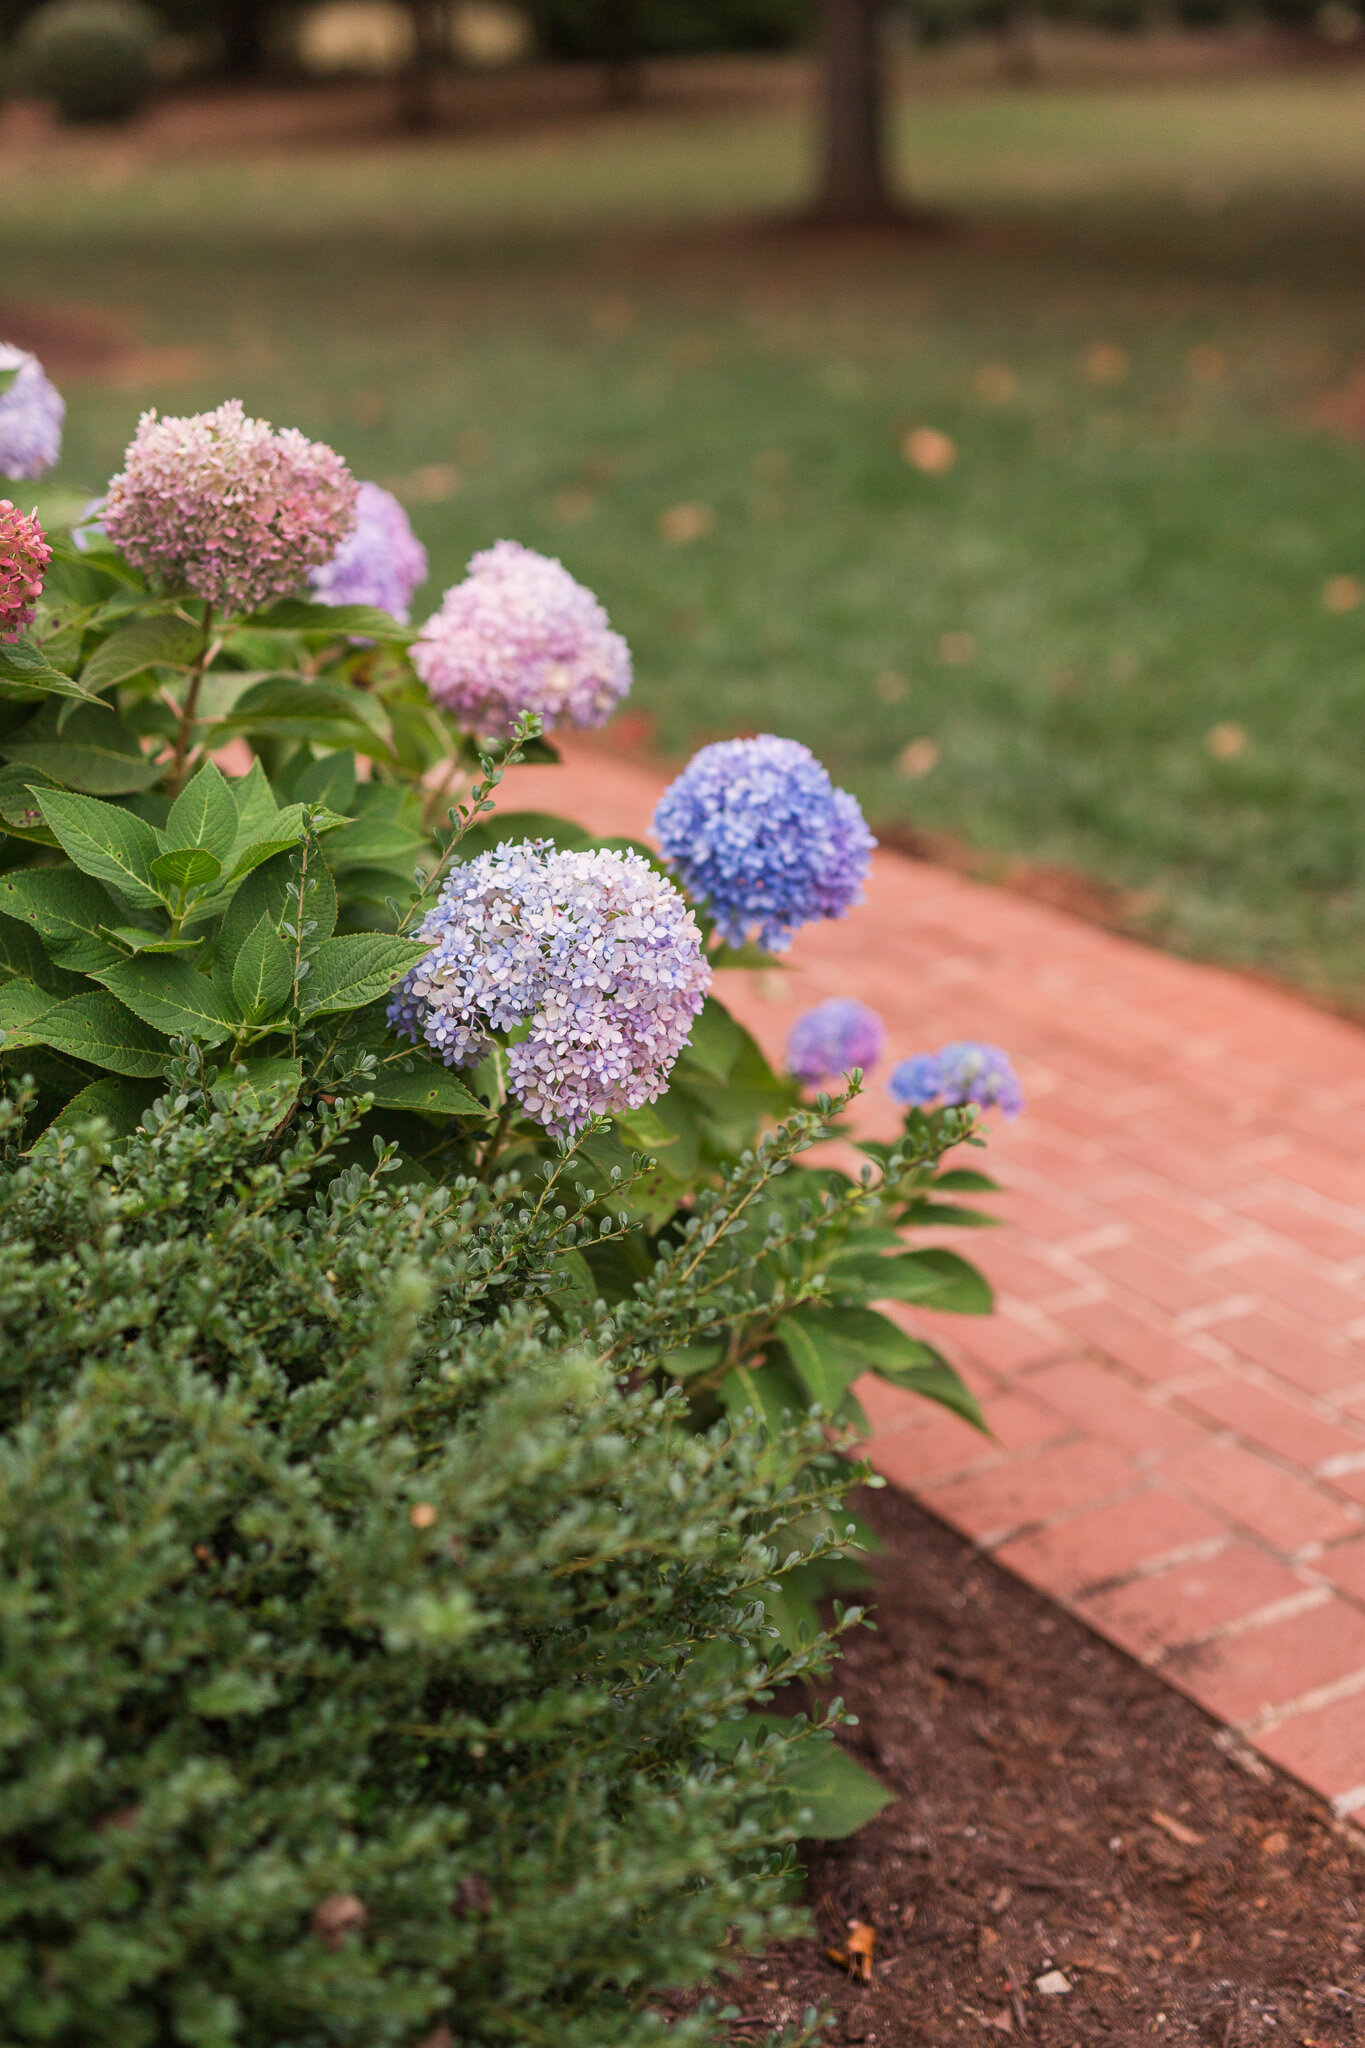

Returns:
785,998,885,1084
653,735,875,954
389,840,709,1136
0,346,63,482
888,1040,1025,1119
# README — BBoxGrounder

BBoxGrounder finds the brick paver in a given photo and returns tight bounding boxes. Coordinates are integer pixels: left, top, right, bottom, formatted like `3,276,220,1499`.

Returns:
505,742,1365,1827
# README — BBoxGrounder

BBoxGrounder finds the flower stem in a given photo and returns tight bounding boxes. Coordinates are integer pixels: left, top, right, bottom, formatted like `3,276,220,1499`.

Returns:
168,600,215,793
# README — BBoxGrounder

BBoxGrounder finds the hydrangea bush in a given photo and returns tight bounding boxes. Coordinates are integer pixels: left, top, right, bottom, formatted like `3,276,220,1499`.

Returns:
0,372,1013,1863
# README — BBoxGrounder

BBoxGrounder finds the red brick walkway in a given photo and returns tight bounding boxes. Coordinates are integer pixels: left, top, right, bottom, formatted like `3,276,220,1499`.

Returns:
506,744,1365,1827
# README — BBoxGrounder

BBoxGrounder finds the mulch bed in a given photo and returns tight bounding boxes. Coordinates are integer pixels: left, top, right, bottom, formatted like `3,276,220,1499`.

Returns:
722,1484,1365,2046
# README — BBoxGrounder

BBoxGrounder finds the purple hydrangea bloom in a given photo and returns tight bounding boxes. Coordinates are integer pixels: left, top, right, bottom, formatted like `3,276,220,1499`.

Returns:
102,399,357,618
388,840,709,1137
653,735,875,954
309,480,428,621
889,1041,1025,1118
412,540,632,738
786,998,885,1084
0,345,64,481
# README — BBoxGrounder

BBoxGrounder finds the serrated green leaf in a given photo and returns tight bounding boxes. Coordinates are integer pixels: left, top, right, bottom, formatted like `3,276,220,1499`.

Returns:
0,635,102,702
231,914,295,1024
3,701,160,795
31,992,170,1077
0,764,60,844
697,1715,894,1838
77,612,204,694
365,1062,487,1116
100,925,202,956
163,761,237,860
94,957,234,1044
150,846,222,892
227,756,277,836
0,909,80,993
216,678,392,747
776,1305,985,1430
35,788,162,910
718,1357,811,1437
254,597,413,641
322,815,426,873
0,865,125,969
292,750,356,813
301,933,428,1017
0,978,59,1041
825,1245,995,1316
30,1074,160,1152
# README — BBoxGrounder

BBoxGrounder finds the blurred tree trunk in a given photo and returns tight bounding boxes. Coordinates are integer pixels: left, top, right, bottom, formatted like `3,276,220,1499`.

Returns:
812,0,898,223
600,0,643,104
399,0,448,129
220,0,269,77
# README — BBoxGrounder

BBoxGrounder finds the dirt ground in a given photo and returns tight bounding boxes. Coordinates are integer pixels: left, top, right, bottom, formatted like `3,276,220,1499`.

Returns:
722,1486,1365,2046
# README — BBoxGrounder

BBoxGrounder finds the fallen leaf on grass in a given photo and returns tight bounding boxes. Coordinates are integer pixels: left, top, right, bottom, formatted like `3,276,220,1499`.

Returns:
903,427,958,474
826,1919,876,1981
1150,1808,1203,1848
658,502,715,544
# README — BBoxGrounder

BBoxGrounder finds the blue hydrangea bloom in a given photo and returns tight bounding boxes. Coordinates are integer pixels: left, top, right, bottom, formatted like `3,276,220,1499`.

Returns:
652,734,875,953
309,480,427,621
889,1040,1025,1118
886,1053,944,1108
0,345,64,481
786,998,885,1084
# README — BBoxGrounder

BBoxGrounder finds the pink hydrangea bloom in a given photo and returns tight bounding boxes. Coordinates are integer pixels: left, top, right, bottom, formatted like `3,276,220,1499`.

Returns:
309,480,427,621
412,540,631,738
0,501,51,641
102,399,358,618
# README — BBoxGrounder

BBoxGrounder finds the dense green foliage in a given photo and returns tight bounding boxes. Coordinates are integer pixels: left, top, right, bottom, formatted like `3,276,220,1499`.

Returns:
0,1071,889,2046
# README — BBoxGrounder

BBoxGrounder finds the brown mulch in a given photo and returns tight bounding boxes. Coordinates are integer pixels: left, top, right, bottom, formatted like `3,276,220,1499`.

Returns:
722,1484,1365,2045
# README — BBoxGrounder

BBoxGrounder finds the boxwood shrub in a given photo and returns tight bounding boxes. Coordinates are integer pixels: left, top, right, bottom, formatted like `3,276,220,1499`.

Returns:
0,1072,863,2047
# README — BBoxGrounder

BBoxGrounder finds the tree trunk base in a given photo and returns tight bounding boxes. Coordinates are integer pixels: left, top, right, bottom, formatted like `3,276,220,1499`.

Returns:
793,199,954,236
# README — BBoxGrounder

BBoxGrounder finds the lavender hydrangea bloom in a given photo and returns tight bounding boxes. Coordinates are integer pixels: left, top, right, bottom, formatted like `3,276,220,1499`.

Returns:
412,540,632,738
309,480,427,621
0,345,64,481
102,399,357,618
889,1041,1025,1118
786,998,885,1084
653,735,875,954
388,840,709,1137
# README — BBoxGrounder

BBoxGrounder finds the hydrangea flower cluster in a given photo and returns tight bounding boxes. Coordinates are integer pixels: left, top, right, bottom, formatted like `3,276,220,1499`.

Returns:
0,345,64,481
309,480,427,620
653,735,875,953
102,399,358,617
889,1041,1025,1119
786,998,885,1084
412,540,632,738
0,501,51,641
389,840,709,1136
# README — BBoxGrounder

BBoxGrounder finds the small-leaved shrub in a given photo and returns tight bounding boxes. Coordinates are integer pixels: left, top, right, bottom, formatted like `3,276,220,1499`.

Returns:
0,1071,872,2047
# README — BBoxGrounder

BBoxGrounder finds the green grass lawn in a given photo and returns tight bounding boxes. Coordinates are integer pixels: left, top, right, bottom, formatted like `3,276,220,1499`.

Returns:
8,60,1365,1002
